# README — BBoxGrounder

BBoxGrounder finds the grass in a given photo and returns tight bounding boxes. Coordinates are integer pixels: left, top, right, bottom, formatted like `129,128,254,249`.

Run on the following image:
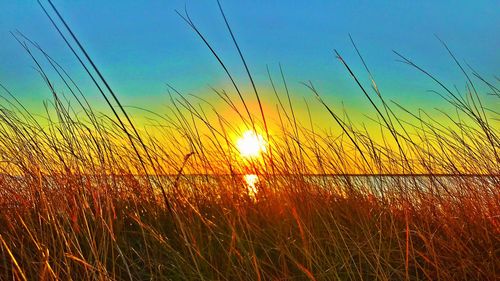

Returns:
0,1,498,280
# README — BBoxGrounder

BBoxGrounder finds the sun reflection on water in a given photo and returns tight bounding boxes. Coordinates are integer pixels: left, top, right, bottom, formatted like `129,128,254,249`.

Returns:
243,174,259,199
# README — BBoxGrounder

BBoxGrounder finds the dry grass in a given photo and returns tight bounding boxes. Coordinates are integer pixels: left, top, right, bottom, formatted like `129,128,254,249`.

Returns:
0,1,499,280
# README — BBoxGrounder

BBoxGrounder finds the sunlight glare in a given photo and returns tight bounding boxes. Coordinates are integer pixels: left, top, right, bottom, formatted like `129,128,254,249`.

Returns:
236,130,267,158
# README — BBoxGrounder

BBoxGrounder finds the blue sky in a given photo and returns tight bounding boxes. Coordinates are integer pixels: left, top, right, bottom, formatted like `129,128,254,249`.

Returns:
1,0,498,119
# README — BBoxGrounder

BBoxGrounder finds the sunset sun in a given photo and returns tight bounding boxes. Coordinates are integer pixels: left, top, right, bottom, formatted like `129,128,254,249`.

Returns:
236,130,267,158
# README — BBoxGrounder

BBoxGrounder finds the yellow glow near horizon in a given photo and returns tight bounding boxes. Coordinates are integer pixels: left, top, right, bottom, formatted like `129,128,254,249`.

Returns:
236,130,267,159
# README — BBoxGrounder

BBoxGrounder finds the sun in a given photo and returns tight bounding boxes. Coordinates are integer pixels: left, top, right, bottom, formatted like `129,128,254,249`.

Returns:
236,130,267,158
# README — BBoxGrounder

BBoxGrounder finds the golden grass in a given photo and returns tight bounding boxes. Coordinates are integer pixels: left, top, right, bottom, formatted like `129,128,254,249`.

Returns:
0,1,499,280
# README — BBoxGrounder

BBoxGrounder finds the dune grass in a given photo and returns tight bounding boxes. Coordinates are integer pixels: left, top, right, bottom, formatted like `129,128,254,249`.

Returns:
0,1,499,280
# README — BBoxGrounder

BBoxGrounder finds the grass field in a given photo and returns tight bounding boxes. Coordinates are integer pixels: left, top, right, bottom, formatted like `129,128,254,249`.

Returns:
0,1,499,280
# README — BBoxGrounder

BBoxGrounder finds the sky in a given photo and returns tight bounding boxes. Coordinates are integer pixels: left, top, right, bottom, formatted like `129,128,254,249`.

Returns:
0,0,498,126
